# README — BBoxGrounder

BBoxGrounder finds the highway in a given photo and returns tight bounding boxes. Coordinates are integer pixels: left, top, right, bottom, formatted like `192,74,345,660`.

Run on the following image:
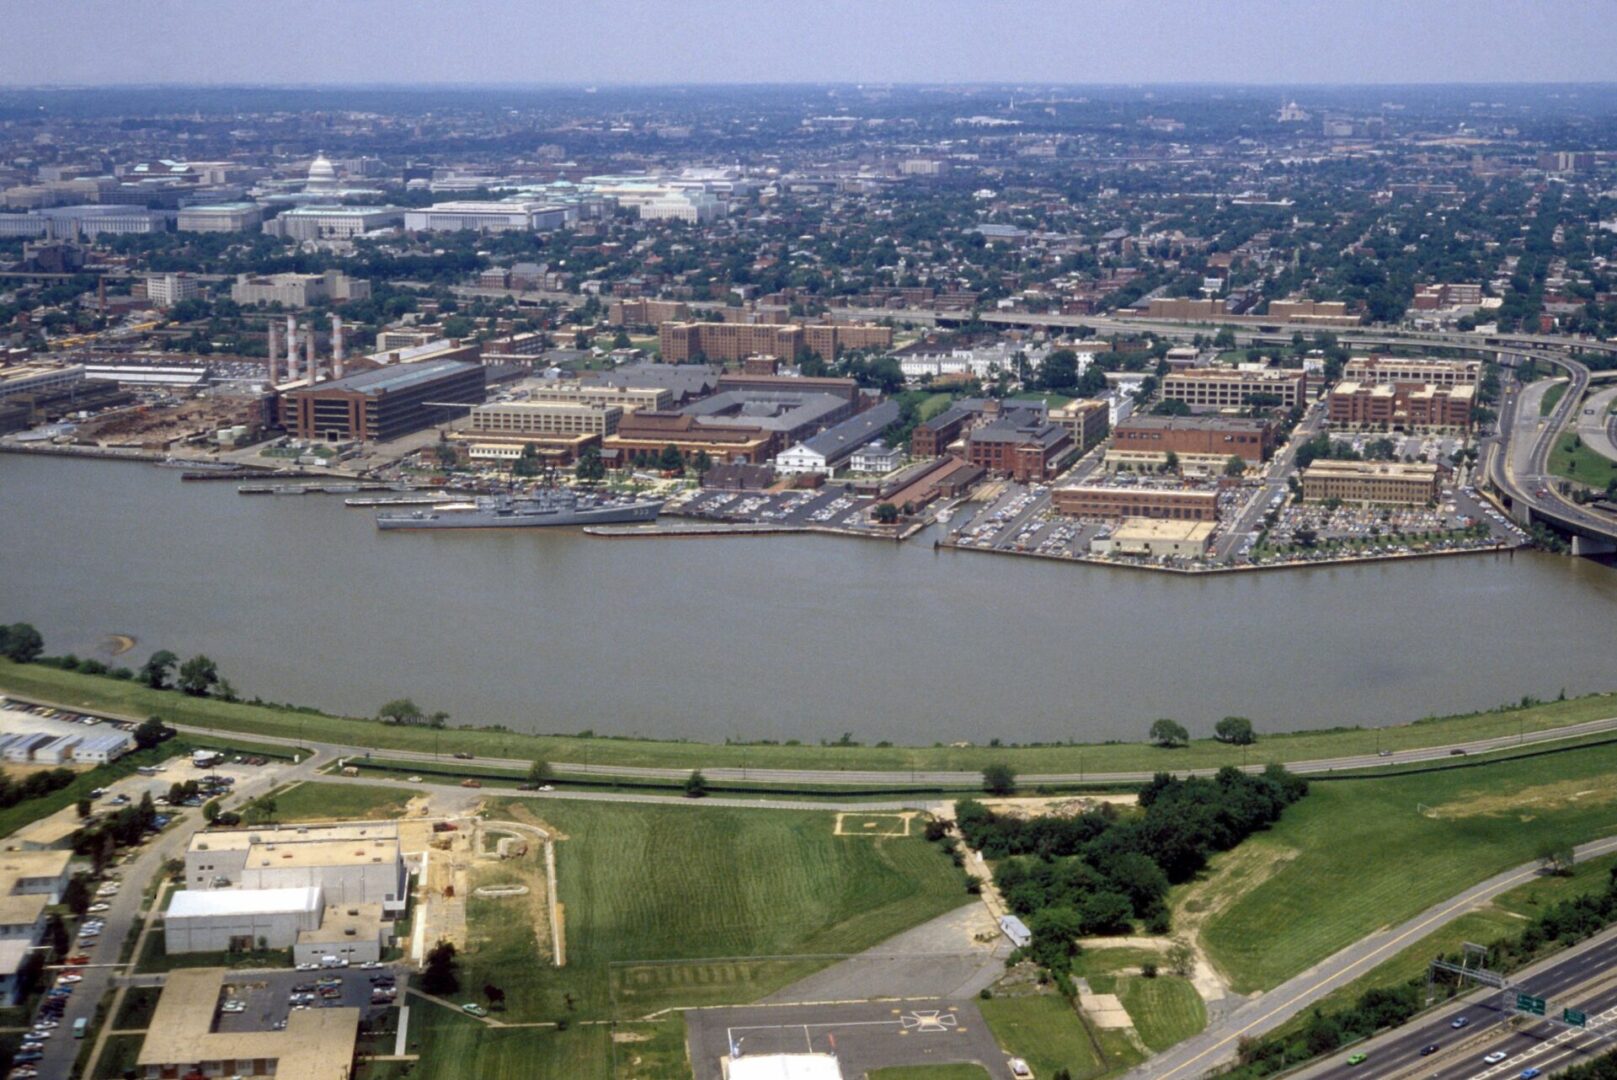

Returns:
1125,834,1617,1080
1297,926,1617,1080
1575,386,1617,465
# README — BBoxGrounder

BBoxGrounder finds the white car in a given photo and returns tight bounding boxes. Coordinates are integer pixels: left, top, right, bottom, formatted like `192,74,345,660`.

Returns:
87,903,110,914
1484,1051,1509,1065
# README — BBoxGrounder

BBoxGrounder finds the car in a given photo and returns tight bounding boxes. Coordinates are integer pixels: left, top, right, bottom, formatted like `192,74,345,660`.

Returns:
1347,1053,1367,1066
453,752,474,760
539,784,554,792
296,962,319,971
87,903,110,913
1484,1051,1509,1064
1421,1044,1439,1056
360,961,382,969
1521,1071,1541,1079
67,955,90,965
1452,1016,1471,1029
56,974,82,985
460,779,482,788
408,775,423,783
462,1003,488,1017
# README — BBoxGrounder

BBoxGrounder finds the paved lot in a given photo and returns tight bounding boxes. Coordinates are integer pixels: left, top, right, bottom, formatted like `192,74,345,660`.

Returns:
213,966,399,1033
687,999,1013,1080
672,487,878,529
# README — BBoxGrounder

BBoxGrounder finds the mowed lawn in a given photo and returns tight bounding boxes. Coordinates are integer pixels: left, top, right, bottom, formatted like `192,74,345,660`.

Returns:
1198,743,1617,993
870,1067,994,1080
979,994,1139,1080
1118,976,1206,1052
358,1007,612,1080
467,798,970,1020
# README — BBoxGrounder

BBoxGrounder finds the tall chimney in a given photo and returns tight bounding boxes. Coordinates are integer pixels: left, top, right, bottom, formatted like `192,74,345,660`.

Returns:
285,315,298,380
306,322,318,383
267,319,280,384
331,313,345,379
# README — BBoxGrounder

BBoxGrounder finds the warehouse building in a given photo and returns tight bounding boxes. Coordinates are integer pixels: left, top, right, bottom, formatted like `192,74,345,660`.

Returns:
1091,518,1217,558
135,968,359,1080
72,730,134,765
284,359,487,442
775,400,900,475
164,885,323,953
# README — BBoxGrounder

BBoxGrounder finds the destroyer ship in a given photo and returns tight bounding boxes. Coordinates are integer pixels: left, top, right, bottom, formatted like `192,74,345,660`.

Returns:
376,487,663,531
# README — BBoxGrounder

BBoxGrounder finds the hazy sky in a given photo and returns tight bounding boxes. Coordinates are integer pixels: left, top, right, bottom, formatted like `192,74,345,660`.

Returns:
5,0,1617,87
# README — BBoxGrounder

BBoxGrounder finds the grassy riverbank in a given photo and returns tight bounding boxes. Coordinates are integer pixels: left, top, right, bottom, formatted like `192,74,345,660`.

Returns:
2,658,1613,778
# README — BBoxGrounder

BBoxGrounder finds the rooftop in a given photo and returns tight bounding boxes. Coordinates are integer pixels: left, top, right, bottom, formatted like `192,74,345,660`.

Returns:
794,400,901,457
1112,518,1219,542
168,886,323,919
296,358,481,397
137,968,359,1080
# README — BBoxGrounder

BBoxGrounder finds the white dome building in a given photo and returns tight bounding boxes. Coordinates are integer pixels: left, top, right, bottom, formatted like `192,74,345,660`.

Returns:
305,152,338,192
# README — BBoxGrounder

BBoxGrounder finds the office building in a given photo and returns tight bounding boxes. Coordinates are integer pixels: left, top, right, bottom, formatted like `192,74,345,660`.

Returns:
135,968,359,1080
1300,460,1443,506
144,273,202,308
966,416,1075,482
1327,381,1475,430
185,823,407,913
1107,415,1274,472
659,322,891,363
525,382,671,414
1053,484,1220,521
1143,297,1228,319
1342,357,1479,388
1264,298,1359,326
608,298,689,325
849,440,904,474
604,412,774,465
1091,518,1217,558
910,404,974,458
0,204,168,238
468,401,622,437
176,203,263,232
715,372,860,403
261,205,405,240
1161,368,1309,410
283,359,486,442
1047,399,1111,455
403,200,567,233
0,850,73,1003
231,270,370,308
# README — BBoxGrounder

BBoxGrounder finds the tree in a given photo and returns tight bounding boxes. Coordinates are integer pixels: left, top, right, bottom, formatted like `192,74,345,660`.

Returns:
658,444,685,475
527,760,552,785
62,873,91,918
1166,939,1195,977
574,446,606,483
203,799,221,824
0,623,44,664
76,797,93,819
378,698,424,726
133,716,172,750
873,502,900,524
45,912,69,960
140,650,178,690
1149,719,1190,748
177,655,220,696
1040,349,1079,392
1224,455,1247,478
1213,717,1256,746
684,770,709,798
421,940,460,996
982,764,1017,796
483,982,506,1010
513,443,543,478
1163,450,1181,474
1538,842,1576,877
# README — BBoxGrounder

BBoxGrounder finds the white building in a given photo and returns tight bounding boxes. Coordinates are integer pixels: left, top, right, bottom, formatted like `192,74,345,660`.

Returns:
164,886,323,954
231,270,369,308
0,363,85,402
32,734,80,765
849,440,903,473
639,191,723,224
404,200,568,233
262,205,405,241
176,203,263,233
145,273,202,307
186,823,407,914
72,730,133,764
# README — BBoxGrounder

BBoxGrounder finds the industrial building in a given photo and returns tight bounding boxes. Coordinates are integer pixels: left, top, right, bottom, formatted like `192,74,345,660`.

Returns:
184,823,408,913
1300,460,1443,506
774,400,900,475
587,362,722,404
468,400,621,438
164,885,323,953
231,270,370,308
682,388,852,448
1091,518,1217,558
1053,484,1221,521
604,411,774,465
135,968,360,1080
283,359,487,442
1107,415,1274,472
1161,368,1309,410
0,363,85,402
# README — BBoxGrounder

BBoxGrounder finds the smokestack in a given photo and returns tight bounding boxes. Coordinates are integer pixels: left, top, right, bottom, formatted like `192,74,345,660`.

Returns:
267,319,280,385
286,315,298,380
331,314,345,379
306,322,317,383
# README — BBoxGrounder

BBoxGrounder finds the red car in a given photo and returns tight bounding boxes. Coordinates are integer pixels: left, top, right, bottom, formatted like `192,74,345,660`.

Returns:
66,955,91,966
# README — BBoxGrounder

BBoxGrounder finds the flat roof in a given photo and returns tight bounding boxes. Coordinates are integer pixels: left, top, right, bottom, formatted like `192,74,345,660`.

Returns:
0,939,33,977
246,837,401,871
1113,518,1218,541
1302,460,1441,479
169,886,323,919
298,902,384,945
728,1055,845,1080
1116,414,1269,432
0,893,48,927
294,358,480,396
137,968,359,1079
190,822,400,853
0,849,72,883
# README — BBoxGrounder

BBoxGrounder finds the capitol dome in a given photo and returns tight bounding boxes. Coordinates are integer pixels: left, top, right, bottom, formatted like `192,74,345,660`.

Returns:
306,152,337,190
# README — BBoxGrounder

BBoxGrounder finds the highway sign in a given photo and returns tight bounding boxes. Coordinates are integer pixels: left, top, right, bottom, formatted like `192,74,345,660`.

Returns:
1563,1008,1587,1027
1516,993,1547,1016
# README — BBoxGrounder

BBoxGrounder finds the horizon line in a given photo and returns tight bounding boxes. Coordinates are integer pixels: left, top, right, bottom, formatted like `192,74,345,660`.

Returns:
4,79,1617,92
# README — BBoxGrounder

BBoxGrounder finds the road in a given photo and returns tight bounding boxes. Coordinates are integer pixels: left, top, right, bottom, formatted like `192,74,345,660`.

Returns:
1575,386,1617,465
33,745,331,1080
1488,359,1617,541
1297,926,1617,1080
1124,834,1617,1080
1212,398,1326,560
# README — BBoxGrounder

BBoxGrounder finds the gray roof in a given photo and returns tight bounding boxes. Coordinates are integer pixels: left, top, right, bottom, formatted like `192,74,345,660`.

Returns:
682,390,846,433
311,359,481,396
797,400,901,458
588,362,721,400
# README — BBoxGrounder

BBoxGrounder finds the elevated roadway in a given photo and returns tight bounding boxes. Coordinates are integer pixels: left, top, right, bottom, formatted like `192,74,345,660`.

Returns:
1575,386,1617,465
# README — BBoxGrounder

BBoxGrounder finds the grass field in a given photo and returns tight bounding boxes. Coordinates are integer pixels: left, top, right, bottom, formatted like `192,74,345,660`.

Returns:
5,659,1613,780
113,985,162,1029
249,780,410,822
979,994,1139,1080
1197,742,1617,993
359,1005,613,1080
462,798,969,1022
1550,431,1617,489
1118,976,1206,1052
133,928,290,974
95,1033,147,1079
870,1067,994,1080
1540,382,1569,416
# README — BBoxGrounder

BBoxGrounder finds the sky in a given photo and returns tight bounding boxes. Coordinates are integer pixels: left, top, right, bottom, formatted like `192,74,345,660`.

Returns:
4,0,1617,88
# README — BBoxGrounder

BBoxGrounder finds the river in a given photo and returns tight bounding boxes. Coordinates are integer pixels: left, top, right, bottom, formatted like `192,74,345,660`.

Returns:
2,453,1615,744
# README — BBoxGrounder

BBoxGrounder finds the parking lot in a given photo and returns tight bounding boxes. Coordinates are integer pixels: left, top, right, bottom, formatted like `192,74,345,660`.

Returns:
212,966,399,1034
685,999,1012,1080
672,486,879,530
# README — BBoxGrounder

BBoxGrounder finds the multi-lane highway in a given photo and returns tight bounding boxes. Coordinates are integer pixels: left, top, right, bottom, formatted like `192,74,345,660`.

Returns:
1575,386,1617,465
1298,927,1617,1080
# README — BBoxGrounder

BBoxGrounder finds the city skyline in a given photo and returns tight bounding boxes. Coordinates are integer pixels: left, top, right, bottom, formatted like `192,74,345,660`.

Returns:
4,0,1617,88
